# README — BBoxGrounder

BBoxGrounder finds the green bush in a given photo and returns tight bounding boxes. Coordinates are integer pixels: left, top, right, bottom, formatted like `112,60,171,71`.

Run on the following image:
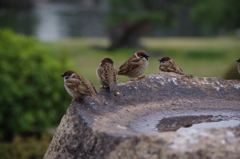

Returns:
0,29,71,141
0,133,51,159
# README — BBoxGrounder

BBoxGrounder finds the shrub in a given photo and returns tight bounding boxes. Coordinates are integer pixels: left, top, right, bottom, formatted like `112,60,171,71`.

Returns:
0,133,51,159
0,29,71,141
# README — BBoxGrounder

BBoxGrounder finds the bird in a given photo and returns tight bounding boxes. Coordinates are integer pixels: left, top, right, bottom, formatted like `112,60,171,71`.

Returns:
236,58,240,74
118,50,150,80
60,70,104,105
158,56,193,77
96,58,119,93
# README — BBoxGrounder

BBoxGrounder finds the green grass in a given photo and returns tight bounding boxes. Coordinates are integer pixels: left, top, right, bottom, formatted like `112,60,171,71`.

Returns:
46,37,240,88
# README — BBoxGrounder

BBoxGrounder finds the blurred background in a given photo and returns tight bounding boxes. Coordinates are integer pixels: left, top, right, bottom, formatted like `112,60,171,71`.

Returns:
0,0,239,158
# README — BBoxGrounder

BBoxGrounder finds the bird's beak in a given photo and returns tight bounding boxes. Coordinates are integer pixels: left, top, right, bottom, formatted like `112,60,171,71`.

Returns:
60,74,64,77
145,55,150,60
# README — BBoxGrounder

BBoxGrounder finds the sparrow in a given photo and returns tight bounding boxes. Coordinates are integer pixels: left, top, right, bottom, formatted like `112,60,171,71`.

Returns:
96,58,118,92
118,50,150,80
158,56,193,77
237,58,240,74
60,70,104,105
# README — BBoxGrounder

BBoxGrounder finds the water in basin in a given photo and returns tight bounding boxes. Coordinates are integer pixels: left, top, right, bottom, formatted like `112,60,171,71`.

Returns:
177,120,240,132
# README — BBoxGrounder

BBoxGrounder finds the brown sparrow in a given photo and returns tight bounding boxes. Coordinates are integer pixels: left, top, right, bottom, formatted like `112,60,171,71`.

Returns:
60,70,104,105
236,58,240,74
96,58,118,92
158,56,192,77
118,50,150,80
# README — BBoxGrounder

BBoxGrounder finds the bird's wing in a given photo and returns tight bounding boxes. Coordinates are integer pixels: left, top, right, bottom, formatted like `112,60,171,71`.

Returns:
97,66,107,83
112,66,118,85
99,64,118,85
66,74,94,95
169,61,192,76
168,60,184,73
160,62,172,72
118,56,143,75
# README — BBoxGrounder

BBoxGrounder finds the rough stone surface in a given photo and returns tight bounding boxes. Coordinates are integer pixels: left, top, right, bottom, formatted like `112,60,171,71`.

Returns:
44,73,240,159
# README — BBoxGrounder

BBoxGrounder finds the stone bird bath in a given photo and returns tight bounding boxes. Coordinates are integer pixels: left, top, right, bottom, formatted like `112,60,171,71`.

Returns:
44,73,240,159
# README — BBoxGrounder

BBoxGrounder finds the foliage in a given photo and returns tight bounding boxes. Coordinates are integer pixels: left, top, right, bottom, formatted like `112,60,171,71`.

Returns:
0,29,71,141
106,0,189,49
190,0,240,35
0,0,34,9
106,0,240,35
0,133,51,159
106,0,181,27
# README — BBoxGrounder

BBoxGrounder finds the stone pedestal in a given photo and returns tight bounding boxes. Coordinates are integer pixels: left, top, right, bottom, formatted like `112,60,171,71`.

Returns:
44,73,240,159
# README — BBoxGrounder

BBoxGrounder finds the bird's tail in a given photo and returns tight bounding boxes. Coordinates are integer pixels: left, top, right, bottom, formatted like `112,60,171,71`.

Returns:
92,94,105,105
177,71,193,77
109,83,121,97
109,82,119,92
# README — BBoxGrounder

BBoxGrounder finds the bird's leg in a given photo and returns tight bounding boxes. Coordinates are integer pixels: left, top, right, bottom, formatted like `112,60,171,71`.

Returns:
71,98,76,102
183,74,194,78
72,98,84,102
130,78,137,81
137,75,145,80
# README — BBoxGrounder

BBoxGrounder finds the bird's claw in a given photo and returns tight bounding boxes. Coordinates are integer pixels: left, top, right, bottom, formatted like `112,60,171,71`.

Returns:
137,75,145,80
184,74,194,78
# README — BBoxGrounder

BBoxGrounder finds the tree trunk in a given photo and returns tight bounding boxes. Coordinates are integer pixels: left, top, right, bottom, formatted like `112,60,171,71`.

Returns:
106,20,151,50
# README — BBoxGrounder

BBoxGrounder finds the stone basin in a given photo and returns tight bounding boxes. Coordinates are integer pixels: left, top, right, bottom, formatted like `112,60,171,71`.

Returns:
44,73,240,159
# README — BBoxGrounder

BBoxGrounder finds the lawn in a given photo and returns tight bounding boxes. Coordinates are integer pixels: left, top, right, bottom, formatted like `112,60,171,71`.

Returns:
46,37,240,88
